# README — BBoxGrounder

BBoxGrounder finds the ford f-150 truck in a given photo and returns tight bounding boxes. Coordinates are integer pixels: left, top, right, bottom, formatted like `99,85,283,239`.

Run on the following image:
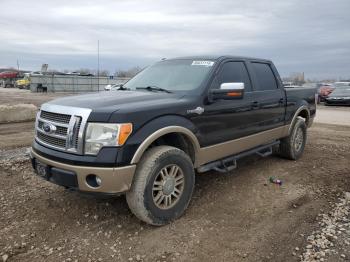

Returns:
30,56,316,225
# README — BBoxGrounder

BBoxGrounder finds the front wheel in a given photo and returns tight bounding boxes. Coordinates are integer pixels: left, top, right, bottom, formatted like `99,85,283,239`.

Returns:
278,118,307,160
126,146,195,226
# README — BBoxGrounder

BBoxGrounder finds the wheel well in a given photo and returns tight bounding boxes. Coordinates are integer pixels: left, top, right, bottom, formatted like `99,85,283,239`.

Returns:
297,109,310,125
148,132,196,163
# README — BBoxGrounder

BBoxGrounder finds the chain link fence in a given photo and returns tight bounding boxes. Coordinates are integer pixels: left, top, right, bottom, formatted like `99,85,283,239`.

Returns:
30,75,130,92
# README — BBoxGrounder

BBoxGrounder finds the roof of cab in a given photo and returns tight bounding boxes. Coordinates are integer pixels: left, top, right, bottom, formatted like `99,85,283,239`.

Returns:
167,55,272,63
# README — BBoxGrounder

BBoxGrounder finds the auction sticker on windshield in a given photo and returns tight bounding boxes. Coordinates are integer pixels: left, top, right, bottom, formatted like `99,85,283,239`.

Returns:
191,61,214,67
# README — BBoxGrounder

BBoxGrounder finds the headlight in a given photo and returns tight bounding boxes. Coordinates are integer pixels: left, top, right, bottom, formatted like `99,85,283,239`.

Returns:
84,123,132,155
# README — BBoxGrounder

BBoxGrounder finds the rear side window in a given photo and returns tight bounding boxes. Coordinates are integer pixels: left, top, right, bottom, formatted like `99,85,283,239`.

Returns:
251,62,278,91
216,61,252,91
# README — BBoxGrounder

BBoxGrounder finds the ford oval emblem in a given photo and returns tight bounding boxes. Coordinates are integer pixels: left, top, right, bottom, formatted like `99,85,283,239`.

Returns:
42,122,57,134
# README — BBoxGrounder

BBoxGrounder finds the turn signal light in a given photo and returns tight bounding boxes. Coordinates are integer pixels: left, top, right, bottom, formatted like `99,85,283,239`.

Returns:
227,92,242,97
118,123,133,145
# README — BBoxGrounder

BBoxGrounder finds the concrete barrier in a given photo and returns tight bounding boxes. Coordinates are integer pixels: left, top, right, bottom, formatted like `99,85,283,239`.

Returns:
0,104,37,123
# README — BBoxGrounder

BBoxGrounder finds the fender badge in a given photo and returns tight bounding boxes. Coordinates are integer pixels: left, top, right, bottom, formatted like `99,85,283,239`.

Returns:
187,106,204,115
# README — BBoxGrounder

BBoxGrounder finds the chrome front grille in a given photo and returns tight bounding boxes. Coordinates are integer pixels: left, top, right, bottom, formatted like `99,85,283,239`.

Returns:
40,110,71,124
73,118,82,148
37,132,66,148
35,104,92,154
38,120,68,136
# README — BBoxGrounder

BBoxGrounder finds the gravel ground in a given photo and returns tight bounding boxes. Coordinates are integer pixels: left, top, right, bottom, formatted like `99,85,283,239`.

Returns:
0,123,349,262
0,122,34,151
300,192,350,261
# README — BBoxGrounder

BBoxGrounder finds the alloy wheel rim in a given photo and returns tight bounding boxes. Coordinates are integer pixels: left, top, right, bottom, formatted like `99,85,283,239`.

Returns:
294,127,304,152
152,164,185,210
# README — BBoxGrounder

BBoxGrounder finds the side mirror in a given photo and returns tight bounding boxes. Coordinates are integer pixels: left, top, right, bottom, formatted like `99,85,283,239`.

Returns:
209,82,245,101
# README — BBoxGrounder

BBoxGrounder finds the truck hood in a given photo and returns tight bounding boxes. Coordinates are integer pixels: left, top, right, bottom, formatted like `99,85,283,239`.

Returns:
47,90,187,121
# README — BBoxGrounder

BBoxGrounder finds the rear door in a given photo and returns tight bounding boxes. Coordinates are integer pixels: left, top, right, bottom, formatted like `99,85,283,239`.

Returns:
248,61,286,132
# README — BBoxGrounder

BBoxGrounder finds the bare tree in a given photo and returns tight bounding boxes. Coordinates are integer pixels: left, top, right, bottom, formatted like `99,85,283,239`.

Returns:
77,68,92,75
283,72,306,86
115,66,142,78
99,70,110,77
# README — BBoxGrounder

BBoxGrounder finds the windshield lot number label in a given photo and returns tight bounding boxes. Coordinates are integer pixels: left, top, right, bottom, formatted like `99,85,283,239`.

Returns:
191,61,214,67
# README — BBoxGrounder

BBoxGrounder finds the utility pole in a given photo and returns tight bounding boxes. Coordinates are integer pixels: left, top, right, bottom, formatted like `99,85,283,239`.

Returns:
97,40,100,92
16,59,20,72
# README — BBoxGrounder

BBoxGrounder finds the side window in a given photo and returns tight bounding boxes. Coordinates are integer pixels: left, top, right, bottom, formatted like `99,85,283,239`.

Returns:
216,62,252,91
251,62,278,91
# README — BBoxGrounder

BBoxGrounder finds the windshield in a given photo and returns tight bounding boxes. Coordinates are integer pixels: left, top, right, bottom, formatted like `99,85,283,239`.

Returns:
330,86,350,96
124,59,215,91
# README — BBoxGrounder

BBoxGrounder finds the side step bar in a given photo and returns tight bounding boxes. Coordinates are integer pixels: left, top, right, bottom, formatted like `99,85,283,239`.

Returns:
197,140,280,173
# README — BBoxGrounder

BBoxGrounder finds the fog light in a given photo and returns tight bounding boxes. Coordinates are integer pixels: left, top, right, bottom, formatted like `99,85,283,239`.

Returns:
96,176,102,186
86,174,102,188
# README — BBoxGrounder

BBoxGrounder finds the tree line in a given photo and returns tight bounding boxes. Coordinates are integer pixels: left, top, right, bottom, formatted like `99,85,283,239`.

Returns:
61,66,143,77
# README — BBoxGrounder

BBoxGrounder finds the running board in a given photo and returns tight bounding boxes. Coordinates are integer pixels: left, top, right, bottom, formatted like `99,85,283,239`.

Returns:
197,141,280,173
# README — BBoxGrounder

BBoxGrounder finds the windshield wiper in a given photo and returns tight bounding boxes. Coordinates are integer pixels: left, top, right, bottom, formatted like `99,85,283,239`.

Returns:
117,84,129,90
136,85,172,93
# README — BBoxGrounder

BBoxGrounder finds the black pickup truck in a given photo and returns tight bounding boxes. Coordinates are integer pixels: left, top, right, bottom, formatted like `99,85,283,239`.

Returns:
30,56,316,225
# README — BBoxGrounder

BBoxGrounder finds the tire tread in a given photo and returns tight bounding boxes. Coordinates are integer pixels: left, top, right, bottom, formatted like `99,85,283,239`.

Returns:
126,146,194,225
279,118,307,160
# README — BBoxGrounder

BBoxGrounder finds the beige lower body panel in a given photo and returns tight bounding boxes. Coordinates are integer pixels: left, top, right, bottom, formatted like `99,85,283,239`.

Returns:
31,124,293,193
30,149,136,194
196,125,290,166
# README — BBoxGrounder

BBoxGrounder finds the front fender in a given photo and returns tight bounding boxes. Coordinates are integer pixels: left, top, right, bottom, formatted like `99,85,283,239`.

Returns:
116,115,200,166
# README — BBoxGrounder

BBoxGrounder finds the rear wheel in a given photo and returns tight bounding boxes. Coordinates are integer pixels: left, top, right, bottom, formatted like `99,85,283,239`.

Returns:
126,146,195,226
278,118,307,160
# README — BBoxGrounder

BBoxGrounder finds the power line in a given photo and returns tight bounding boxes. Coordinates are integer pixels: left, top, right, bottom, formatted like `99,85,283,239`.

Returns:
97,40,100,92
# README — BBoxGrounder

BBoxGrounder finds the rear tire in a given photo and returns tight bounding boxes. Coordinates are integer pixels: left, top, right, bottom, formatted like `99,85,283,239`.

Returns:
126,146,195,226
278,118,307,160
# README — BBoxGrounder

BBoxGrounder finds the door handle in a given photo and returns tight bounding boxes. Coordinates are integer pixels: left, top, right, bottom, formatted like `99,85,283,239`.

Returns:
251,101,259,109
279,98,285,104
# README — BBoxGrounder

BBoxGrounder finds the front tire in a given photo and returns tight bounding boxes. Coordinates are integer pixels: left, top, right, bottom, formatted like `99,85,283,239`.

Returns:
126,146,195,226
278,118,307,160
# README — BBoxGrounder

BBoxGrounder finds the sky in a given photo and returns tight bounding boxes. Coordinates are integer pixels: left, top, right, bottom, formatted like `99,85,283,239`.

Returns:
0,0,349,79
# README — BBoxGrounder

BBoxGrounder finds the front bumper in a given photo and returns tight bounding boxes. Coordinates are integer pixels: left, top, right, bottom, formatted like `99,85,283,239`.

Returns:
30,148,136,194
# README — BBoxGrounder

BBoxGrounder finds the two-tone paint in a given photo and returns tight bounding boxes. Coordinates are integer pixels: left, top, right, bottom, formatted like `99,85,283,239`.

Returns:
30,55,316,194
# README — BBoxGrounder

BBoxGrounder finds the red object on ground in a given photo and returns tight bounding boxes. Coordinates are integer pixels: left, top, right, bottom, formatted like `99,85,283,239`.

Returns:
0,71,18,79
319,86,334,97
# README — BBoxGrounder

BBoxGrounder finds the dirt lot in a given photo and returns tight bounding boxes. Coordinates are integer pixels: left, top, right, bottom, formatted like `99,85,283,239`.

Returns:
0,88,73,150
0,89,350,262
316,106,350,126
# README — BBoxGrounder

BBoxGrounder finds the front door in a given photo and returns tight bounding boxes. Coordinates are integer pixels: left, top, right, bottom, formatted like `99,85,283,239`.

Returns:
192,60,256,147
